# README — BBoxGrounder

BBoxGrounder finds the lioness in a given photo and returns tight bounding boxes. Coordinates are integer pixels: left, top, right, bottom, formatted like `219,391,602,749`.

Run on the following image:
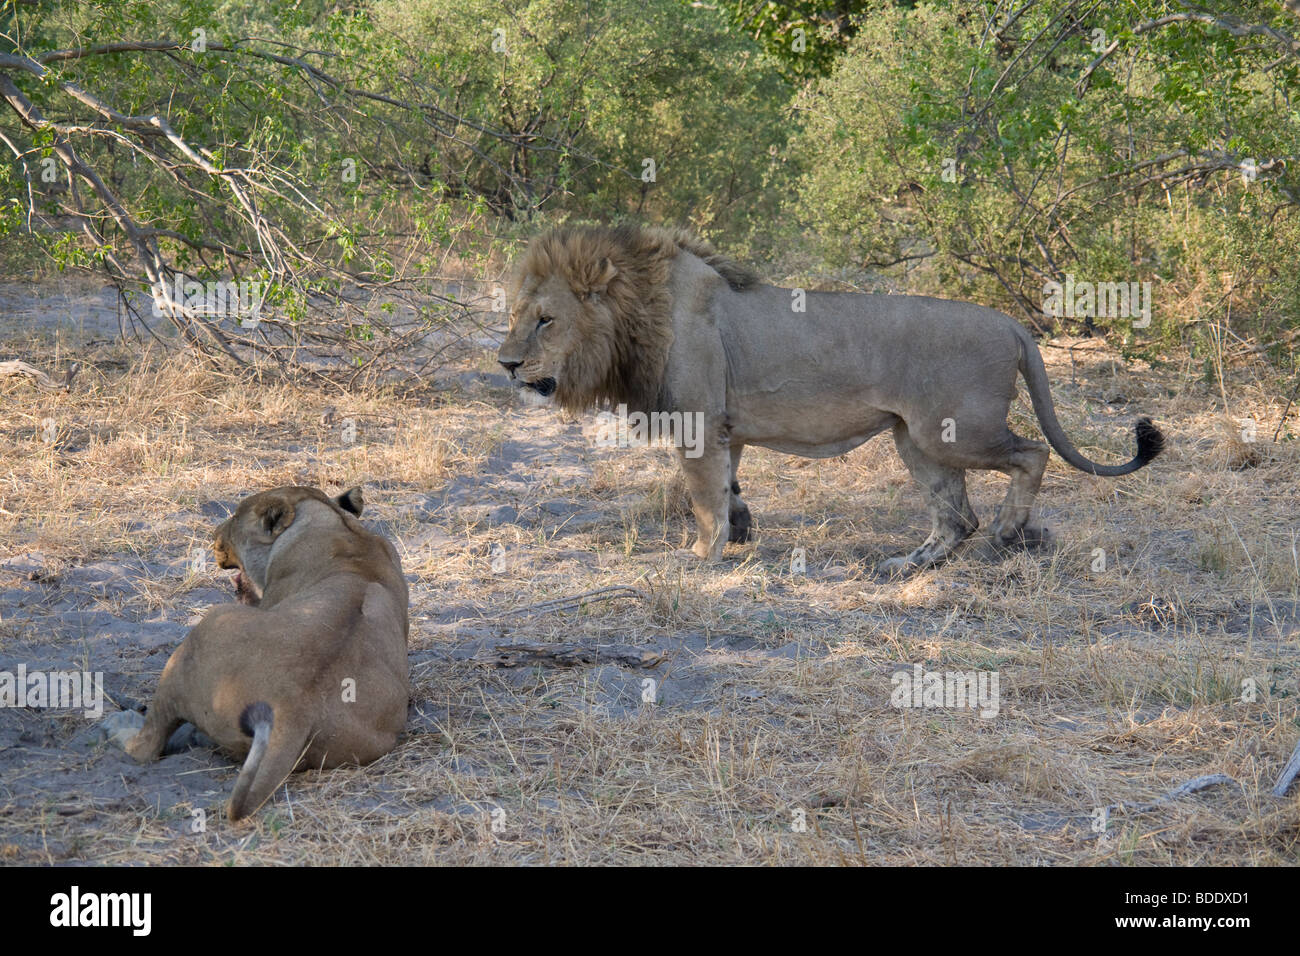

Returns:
497,225,1164,573
114,485,409,820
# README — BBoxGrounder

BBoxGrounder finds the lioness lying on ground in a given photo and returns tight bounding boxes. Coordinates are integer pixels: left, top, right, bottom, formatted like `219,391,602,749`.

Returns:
110,485,409,820
497,225,1163,574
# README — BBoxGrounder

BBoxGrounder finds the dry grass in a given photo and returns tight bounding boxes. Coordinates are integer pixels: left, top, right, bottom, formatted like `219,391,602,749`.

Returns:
1,322,1298,866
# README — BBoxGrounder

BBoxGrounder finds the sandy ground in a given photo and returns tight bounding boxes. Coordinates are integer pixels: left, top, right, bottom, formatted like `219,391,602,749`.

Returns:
1,277,1299,865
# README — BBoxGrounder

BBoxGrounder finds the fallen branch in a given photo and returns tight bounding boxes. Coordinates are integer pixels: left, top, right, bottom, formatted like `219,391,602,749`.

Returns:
1273,740,1300,797
488,585,647,620
1103,773,1240,819
0,359,76,391
478,641,663,669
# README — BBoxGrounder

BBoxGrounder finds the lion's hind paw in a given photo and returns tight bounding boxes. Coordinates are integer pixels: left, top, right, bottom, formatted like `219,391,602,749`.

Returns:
981,524,1053,558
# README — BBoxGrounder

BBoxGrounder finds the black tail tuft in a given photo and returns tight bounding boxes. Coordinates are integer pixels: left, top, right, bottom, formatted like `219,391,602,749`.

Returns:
238,701,273,738
1134,417,1165,465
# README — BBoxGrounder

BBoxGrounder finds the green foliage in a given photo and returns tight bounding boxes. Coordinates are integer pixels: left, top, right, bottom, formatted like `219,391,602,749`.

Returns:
0,0,791,284
1,0,1297,374
724,1,892,80
374,0,792,233
782,0,1300,358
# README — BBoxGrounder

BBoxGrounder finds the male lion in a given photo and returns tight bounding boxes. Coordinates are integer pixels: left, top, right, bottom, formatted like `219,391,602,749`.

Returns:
497,224,1163,574
108,485,409,819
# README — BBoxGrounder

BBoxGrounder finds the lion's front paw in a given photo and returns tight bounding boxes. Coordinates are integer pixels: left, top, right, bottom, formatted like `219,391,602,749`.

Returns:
874,556,920,580
99,709,145,751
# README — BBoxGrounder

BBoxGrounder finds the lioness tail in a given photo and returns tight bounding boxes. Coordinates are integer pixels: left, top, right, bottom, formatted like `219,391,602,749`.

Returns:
1015,325,1164,477
228,702,274,820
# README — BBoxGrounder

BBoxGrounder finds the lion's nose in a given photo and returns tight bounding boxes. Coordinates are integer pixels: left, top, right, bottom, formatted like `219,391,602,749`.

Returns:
499,359,521,376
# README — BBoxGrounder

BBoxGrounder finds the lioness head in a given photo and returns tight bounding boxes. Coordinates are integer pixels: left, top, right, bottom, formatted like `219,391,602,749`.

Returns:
213,485,363,605
497,225,753,414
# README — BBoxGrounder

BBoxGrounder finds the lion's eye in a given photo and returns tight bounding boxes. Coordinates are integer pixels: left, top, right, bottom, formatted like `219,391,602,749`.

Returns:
537,316,552,329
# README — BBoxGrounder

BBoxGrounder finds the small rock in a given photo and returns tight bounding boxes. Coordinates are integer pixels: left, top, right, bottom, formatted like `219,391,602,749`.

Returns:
95,709,145,750
488,505,518,525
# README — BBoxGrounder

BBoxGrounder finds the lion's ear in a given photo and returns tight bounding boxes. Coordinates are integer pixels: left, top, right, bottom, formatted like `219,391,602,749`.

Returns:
580,257,617,301
257,500,296,538
336,486,364,516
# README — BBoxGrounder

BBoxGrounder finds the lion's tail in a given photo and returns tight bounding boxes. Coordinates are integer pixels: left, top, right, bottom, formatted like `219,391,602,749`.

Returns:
227,701,304,821
1014,325,1164,477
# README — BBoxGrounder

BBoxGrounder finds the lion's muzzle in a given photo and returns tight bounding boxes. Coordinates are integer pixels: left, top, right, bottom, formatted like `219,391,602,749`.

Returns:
499,354,557,397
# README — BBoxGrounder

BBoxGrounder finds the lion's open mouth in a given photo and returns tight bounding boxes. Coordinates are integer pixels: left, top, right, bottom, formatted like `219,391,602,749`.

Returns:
526,377,557,397
233,571,260,606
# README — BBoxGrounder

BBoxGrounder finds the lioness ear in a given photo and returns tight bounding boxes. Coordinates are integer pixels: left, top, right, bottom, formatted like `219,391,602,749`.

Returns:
336,486,364,517
257,500,295,537
580,257,617,301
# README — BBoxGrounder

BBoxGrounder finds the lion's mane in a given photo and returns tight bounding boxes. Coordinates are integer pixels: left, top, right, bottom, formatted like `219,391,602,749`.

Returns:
511,224,758,413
